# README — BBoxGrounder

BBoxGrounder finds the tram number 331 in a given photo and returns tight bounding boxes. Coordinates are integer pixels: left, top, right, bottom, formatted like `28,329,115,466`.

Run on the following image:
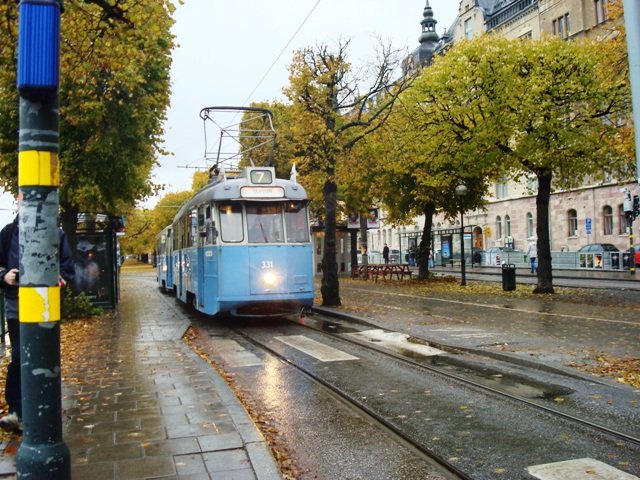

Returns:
261,261,274,269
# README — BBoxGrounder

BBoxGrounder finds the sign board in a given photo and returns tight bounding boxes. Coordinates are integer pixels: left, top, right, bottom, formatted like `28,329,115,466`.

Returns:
347,213,359,229
441,236,451,259
366,208,380,229
586,217,592,234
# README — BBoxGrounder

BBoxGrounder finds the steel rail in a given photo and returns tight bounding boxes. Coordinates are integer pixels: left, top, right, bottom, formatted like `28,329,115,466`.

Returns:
299,310,640,448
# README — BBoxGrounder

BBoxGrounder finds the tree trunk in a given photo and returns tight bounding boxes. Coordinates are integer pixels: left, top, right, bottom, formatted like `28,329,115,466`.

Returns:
534,170,554,294
417,202,435,280
320,173,341,306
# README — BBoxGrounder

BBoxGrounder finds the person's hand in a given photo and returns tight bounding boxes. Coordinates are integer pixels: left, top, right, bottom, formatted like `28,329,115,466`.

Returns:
58,276,67,288
3,268,19,286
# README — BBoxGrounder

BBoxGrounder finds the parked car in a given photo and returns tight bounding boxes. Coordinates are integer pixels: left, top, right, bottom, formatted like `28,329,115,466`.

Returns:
484,246,525,266
577,243,620,254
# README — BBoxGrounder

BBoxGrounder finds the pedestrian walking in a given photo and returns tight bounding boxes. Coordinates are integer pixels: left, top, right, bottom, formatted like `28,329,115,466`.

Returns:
0,192,75,433
526,237,537,273
383,243,390,264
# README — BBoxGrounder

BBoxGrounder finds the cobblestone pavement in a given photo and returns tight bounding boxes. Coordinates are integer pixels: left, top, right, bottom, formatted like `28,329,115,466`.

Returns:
0,270,281,480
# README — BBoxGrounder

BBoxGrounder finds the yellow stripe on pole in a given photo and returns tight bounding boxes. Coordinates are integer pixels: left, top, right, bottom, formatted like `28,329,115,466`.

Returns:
19,286,61,323
18,150,60,186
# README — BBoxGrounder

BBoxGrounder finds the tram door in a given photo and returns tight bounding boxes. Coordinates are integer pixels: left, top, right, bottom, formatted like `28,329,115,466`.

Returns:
197,205,207,309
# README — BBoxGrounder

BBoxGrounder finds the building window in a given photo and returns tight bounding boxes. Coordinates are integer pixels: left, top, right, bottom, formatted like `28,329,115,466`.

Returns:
520,31,533,40
568,209,578,237
553,13,571,39
505,215,511,237
527,212,534,238
595,0,608,25
496,216,503,239
603,205,613,235
618,204,628,234
495,177,508,199
464,17,473,39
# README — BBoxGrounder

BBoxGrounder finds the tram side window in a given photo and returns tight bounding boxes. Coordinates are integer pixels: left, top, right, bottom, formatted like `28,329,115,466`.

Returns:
219,203,244,242
247,203,284,243
190,210,198,246
284,201,310,243
182,216,189,248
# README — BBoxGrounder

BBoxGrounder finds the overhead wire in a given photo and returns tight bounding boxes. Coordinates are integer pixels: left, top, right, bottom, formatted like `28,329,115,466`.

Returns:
240,0,322,107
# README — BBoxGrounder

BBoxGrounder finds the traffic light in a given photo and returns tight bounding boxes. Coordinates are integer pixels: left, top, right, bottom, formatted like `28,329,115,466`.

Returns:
634,195,640,219
623,188,633,213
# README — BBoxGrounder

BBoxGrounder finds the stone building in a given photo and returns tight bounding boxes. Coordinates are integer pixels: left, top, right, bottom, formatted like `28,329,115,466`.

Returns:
365,0,634,264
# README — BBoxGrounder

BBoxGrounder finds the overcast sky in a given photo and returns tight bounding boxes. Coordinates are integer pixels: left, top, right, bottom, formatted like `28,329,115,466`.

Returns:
0,0,459,226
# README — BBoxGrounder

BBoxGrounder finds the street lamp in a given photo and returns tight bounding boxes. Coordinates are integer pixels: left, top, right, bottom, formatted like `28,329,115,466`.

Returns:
455,184,468,286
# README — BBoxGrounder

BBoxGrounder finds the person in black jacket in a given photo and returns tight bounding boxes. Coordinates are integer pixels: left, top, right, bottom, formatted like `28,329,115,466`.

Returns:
0,193,75,433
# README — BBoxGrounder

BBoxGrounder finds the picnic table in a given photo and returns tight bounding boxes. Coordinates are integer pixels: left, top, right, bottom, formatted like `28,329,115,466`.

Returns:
351,263,413,282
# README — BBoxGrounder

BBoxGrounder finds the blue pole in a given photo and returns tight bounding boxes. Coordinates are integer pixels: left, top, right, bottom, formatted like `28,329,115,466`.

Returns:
623,0,640,184
16,1,69,478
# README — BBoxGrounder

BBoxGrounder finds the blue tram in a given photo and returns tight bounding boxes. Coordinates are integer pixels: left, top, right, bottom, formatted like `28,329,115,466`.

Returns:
155,225,173,293
159,165,315,316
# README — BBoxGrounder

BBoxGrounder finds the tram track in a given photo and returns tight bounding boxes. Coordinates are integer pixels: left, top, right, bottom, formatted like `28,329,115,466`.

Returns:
223,314,640,479
289,310,640,448
227,321,471,480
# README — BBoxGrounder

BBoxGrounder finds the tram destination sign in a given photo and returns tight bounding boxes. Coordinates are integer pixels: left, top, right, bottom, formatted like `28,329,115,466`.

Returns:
241,186,285,198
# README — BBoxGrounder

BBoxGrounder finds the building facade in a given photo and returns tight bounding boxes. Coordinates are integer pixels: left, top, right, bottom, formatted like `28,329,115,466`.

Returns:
366,0,634,262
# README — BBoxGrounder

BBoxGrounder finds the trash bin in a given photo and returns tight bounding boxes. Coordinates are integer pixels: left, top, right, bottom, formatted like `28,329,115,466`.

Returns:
501,263,516,291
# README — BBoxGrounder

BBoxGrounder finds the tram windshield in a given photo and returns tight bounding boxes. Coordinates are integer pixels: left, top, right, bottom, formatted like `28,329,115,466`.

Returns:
247,203,284,243
218,201,310,244
284,201,309,243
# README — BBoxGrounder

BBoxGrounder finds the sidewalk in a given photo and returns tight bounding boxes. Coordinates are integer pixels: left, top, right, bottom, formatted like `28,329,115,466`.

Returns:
0,271,281,480
429,263,640,290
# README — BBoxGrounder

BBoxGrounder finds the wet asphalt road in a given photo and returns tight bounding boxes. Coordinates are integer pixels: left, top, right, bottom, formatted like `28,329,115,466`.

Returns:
226,313,640,477
189,320,453,480
140,269,640,479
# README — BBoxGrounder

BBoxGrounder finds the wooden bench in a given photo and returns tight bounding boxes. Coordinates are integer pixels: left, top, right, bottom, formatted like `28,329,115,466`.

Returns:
351,264,413,282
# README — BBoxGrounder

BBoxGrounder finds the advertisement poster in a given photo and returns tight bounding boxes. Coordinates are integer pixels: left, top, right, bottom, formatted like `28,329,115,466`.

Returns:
367,208,380,229
347,213,360,229
441,236,451,260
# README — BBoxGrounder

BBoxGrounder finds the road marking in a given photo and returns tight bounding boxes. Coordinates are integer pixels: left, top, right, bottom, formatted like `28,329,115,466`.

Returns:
210,339,263,367
275,335,359,362
430,328,483,332
450,333,496,338
345,329,444,357
528,458,638,480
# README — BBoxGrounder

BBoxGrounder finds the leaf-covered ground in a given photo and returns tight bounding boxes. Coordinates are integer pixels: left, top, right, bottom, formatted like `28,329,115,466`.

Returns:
569,353,640,388
0,315,111,446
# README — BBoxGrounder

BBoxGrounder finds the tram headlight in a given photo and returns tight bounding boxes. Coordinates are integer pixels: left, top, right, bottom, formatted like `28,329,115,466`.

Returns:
262,270,279,287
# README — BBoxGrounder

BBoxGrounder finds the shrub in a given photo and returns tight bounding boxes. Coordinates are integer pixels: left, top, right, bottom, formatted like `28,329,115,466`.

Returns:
62,290,103,319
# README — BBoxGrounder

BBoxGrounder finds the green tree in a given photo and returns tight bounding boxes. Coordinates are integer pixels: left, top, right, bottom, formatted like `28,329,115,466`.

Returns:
284,41,411,306
0,1,176,247
367,40,504,278
398,35,630,292
495,36,629,293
